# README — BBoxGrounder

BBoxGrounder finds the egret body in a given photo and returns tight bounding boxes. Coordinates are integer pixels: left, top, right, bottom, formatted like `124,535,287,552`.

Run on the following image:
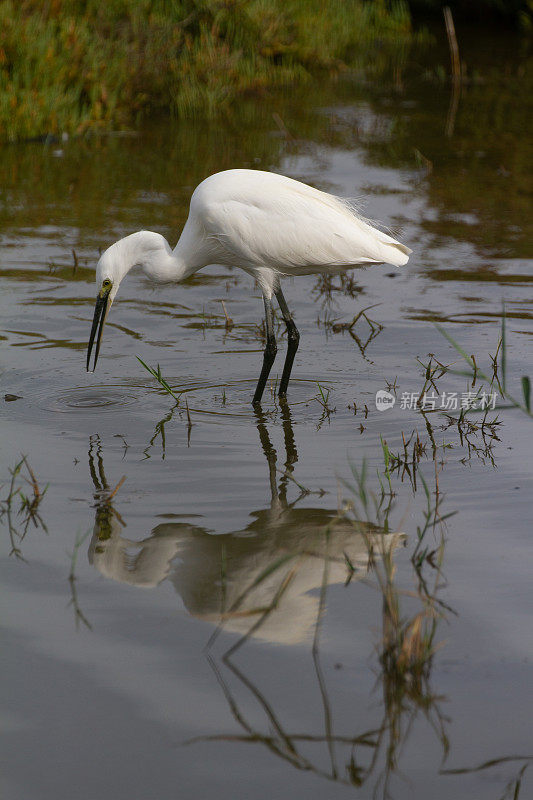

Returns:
87,169,411,403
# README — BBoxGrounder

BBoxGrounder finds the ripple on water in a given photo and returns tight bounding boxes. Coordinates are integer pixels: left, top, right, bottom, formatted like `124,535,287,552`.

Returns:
39,378,323,421
44,386,139,413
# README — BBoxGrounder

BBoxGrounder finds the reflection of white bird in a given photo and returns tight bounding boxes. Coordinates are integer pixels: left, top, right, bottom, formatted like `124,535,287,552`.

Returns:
89,507,404,645
171,518,405,645
87,421,405,646
87,169,411,402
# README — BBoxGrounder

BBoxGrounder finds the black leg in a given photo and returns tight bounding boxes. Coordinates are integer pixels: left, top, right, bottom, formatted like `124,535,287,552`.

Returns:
274,286,300,398
277,397,298,505
252,294,278,405
253,406,278,506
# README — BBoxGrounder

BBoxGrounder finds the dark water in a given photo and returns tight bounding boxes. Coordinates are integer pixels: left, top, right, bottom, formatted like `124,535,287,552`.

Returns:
1,31,532,800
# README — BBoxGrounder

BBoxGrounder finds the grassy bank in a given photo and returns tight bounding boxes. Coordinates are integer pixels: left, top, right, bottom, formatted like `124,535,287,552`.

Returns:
0,0,420,142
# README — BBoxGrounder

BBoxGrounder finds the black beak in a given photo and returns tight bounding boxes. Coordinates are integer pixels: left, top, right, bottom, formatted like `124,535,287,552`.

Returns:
86,292,110,372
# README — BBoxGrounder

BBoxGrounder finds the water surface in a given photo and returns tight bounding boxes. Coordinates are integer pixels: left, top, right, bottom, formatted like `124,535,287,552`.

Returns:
1,30,532,800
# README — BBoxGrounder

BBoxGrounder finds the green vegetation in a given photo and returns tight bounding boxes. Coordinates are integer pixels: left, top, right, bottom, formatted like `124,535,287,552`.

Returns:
437,310,533,418
0,455,48,560
0,0,421,142
137,356,183,403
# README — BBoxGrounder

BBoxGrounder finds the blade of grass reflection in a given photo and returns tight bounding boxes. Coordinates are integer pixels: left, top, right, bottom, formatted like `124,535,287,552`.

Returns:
312,526,338,780
67,529,93,631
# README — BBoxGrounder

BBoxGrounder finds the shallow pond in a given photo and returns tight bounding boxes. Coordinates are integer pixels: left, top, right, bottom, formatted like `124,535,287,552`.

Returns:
1,29,532,800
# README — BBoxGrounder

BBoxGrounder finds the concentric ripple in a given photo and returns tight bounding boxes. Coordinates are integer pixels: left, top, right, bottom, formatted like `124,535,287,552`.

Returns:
43,386,139,413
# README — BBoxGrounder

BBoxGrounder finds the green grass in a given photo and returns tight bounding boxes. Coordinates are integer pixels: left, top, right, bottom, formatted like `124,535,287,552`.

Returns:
436,309,533,418
0,455,48,560
0,0,422,142
136,356,183,403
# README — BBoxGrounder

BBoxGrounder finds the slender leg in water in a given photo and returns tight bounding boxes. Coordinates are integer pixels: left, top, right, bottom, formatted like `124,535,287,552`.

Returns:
253,294,278,405
275,286,300,398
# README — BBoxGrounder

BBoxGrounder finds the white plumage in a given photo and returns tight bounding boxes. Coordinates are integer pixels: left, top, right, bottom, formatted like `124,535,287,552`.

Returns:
87,169,412,402
193,170,410,273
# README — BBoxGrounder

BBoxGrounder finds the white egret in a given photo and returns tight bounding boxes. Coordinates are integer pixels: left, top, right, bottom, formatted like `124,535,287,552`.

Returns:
87,169,411,403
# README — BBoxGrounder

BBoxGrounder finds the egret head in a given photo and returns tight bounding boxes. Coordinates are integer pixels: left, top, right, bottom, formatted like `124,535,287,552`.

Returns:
86,241,128,372
87,232,166,371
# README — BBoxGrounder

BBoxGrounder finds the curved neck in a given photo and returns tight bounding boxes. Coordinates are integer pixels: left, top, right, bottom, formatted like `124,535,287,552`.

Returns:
142,247,188,283
100,229,207,297
128,231,188,283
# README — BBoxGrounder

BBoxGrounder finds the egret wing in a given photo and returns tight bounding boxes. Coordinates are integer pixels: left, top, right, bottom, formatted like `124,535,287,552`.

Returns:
195,178,410,273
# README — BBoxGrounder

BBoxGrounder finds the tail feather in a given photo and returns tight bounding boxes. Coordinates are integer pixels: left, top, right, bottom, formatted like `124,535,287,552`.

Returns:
335,195,411,267
375,230,412,266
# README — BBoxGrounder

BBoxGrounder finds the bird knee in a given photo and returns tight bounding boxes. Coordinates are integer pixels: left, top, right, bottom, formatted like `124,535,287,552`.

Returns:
288,326,300,346
264,340,277,359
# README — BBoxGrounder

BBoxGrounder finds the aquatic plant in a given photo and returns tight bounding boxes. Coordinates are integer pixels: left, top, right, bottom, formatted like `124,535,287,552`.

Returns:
136,357,183,404
313,382,336,429
0,0,422,142
437,310,533,417
0,455,48,559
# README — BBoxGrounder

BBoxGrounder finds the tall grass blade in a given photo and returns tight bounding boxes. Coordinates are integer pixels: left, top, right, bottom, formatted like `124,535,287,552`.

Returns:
435,324,475,369
137,356,182,403
501,304,507,393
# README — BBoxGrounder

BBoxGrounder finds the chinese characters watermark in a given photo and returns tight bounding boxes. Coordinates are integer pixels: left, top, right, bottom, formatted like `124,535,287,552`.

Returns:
399,390,498,411
375,389,498,412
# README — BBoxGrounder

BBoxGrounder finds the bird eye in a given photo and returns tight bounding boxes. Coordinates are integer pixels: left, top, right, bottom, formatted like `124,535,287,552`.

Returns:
102,279,111,288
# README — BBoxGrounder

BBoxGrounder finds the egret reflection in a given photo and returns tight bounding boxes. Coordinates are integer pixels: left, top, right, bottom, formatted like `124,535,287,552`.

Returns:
84,424,454,798
87,411,404,644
